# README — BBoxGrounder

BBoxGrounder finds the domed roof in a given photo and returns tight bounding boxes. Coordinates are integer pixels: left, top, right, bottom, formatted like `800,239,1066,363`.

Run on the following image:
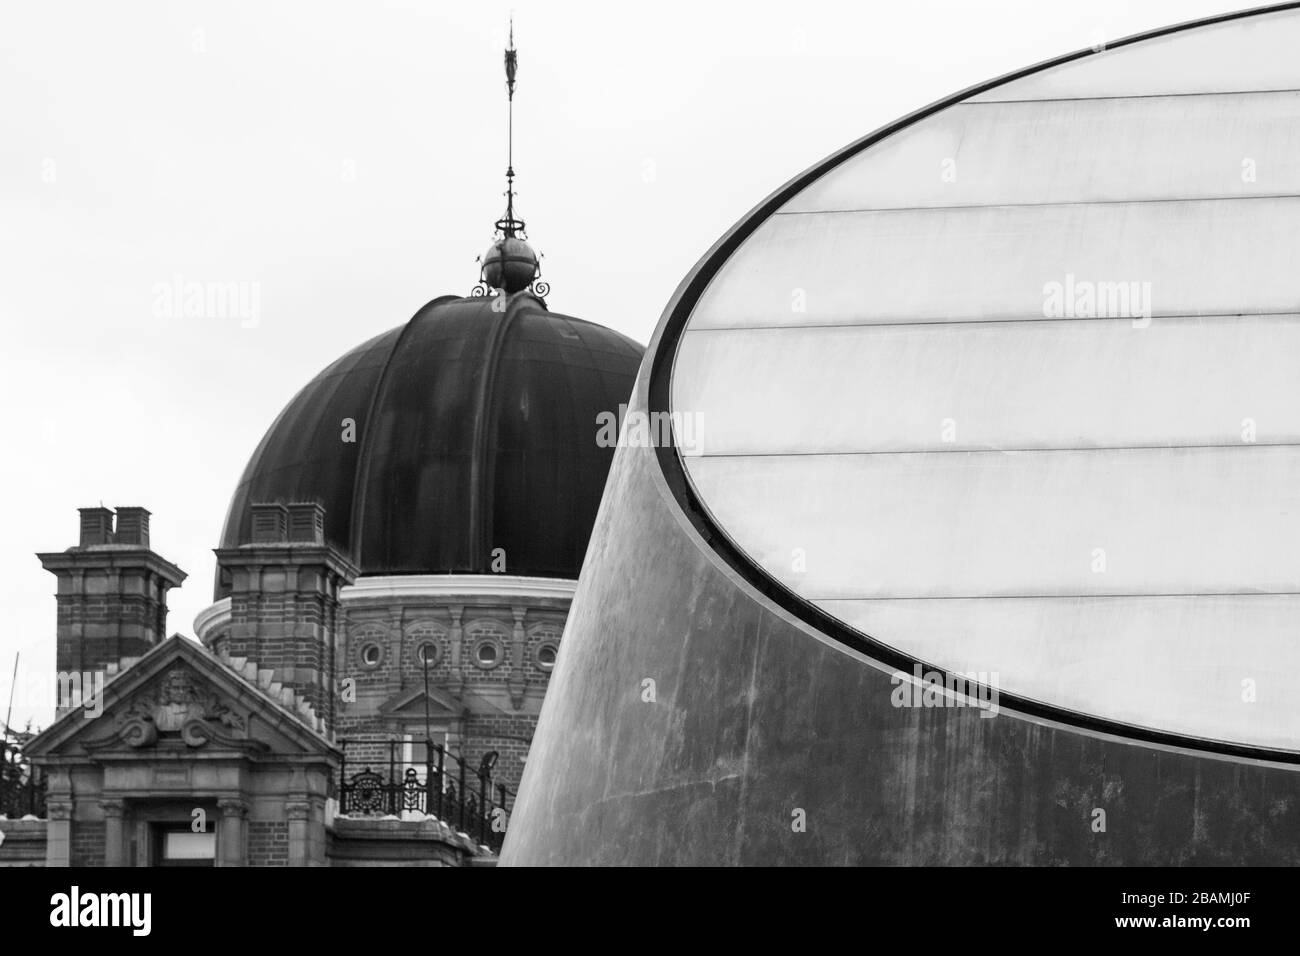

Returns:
216,292,643,597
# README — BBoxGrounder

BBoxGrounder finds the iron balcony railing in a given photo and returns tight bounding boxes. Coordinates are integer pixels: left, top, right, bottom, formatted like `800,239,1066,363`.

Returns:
0,736,46,820
336,739,512,854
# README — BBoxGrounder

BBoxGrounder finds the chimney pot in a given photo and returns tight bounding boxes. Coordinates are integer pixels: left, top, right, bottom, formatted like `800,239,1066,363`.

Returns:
114,506,151,547
78,507,115,547
250,503,289,544
287,502,326,544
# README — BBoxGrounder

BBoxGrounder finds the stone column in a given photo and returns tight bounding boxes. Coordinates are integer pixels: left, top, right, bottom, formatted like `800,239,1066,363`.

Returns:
101,798,126,867
285,798,312,867
45,799,72,867
448,605,465,696
216,798,247,867
389,610,404,690
330,603,348,733
508,607,527,709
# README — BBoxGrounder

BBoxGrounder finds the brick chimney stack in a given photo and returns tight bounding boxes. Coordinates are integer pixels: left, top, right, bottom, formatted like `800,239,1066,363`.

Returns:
38,507,187,704
214,501,357,732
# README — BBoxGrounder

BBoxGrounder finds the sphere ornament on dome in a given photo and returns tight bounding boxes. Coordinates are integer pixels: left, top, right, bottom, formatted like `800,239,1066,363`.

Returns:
469,19,551,300
478,236,540,295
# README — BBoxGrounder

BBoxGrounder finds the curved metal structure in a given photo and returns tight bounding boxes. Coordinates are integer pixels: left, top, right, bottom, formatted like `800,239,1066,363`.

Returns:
503,3,1300,865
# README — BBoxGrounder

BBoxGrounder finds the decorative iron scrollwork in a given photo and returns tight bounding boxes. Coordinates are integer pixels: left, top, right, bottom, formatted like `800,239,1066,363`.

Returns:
401,767,424,812
335,740,514,851
349,768,385,815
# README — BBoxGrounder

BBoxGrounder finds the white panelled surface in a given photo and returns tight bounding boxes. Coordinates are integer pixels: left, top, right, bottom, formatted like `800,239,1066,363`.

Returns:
787,93,1300,212
688,200,1300,328
672,7,1300,749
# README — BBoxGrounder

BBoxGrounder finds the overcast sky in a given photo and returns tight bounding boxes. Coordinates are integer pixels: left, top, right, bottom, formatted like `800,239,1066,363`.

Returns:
0,0,1255,729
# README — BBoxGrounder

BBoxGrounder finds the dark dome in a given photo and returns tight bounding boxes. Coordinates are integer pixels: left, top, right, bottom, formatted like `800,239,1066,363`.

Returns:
216,292,643,597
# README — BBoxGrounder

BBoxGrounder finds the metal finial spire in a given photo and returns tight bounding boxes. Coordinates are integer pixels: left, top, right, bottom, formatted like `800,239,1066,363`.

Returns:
498,16,523,239
474,17,549,299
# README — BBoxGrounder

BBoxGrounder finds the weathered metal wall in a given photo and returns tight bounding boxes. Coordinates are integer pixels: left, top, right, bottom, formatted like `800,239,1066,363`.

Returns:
501,392,1300,864
502,5,1300,865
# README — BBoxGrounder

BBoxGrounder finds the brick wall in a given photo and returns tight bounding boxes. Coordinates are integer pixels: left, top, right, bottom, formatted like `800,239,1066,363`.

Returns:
218,546,354,729
0,820,48,866
55,587,161,669
70,821,105,866
330,603,565,798
47,566,179,677
461,714,536,793
334,610,561,711
226,583,334,714
339,734,398,769
247,821,289,866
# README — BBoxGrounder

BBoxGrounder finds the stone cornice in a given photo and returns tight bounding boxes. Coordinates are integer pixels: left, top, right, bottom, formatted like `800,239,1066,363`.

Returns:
343,574,576,605
213,544,360,582
36,548,187,586
194,598,232,643
195,575,575,642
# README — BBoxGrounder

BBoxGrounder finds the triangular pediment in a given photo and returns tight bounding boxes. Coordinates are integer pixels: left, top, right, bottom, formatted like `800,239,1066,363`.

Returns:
26,635,337,760
378,685,465,720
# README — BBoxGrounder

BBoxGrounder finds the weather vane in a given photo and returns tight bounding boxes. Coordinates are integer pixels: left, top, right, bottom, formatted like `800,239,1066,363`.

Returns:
500,18,521,238
473,16,549,299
